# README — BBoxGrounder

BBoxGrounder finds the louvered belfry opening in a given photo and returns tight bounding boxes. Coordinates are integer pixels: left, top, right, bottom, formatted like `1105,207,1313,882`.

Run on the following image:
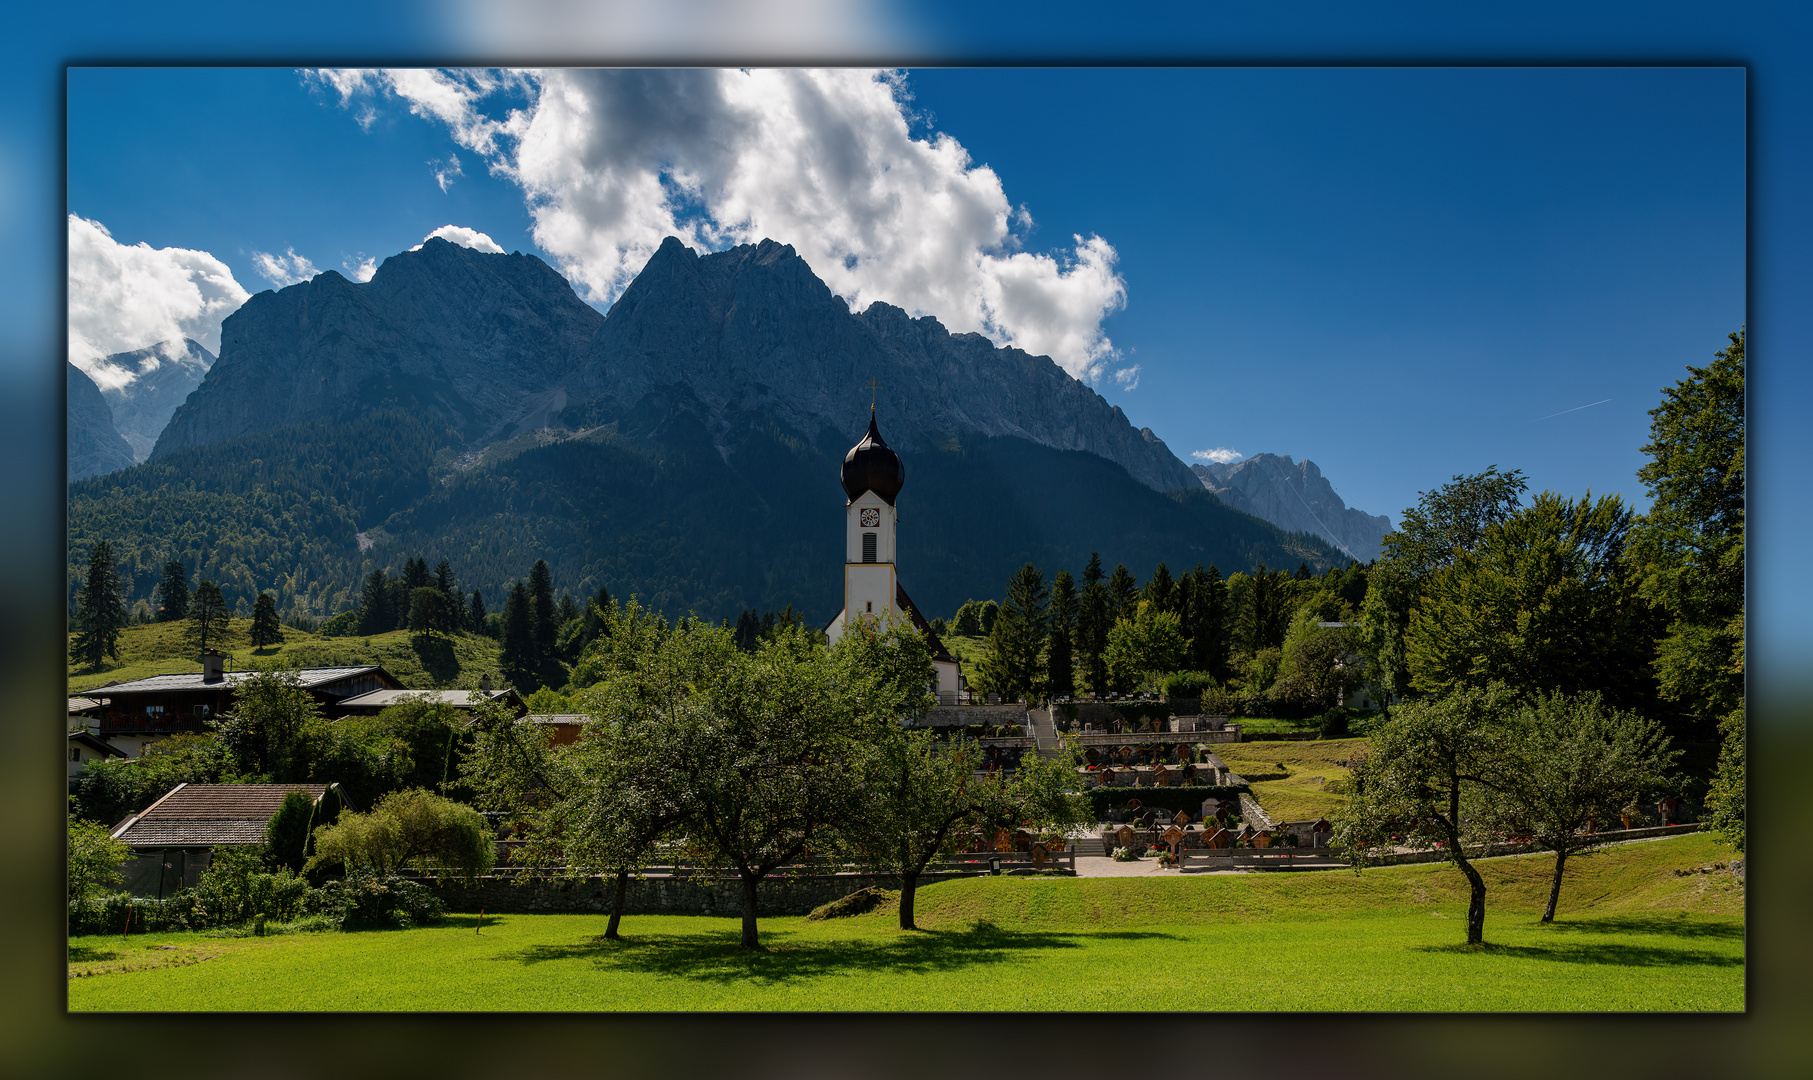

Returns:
862,533,877,562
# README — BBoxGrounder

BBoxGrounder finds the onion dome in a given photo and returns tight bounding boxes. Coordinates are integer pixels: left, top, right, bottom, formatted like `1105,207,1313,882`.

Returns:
841,411,905,505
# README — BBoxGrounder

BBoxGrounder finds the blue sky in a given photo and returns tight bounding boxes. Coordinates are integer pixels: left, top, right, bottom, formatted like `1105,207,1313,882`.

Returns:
7,1,1809,693
67,65,1743,528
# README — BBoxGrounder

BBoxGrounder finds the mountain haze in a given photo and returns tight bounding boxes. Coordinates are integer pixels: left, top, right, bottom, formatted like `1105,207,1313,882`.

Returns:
1193,455,1393,563
91,339,213,462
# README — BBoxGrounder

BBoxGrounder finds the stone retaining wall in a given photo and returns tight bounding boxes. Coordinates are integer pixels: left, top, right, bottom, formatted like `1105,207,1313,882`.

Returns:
424,871,979,917
922,705,1028,726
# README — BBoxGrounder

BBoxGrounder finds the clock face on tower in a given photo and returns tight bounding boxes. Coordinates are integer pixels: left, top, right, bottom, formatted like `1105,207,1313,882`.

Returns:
860,508,880,527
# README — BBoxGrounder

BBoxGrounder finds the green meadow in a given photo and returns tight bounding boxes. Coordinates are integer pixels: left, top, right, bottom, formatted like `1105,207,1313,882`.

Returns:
69,834,1743,1012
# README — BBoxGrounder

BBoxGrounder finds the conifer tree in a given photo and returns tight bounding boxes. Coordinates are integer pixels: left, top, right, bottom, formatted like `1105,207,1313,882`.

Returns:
977,563,1048,702
186,580,230,656
249,591,285,649
1107,563,1138,625
500,581,538,690
1047,568,1077,698
434,559,456,598
73,540,127,670
578,585,612,651
403,556,431,591
154,560,189,622
555,590,580,626
1144,562,1176,614
528,559,556,660
357,569,390,635
1077,552,1110,695
734,608,762,652
468,589,488,635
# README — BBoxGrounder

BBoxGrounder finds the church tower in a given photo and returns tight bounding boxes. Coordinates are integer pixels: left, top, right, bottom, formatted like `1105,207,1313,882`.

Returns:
824,408,964,702
829,409,905,638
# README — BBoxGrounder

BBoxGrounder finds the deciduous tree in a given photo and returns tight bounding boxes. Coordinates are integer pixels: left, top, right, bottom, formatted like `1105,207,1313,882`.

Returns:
307,788,495,884
1103,602,1187,694
1498,692,1677,922
1336,684,1520,945
1405,492,1648,706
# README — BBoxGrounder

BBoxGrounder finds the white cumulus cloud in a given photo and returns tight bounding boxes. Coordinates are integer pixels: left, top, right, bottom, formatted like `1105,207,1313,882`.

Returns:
309,67,1130,383
412,224,507,254
343,254,379,282
1192,448,1244,464
251,247,318,287
66,214,249,387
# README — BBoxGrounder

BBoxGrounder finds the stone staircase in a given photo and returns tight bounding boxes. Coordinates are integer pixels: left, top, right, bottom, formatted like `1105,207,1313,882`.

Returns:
1027,706,1065,760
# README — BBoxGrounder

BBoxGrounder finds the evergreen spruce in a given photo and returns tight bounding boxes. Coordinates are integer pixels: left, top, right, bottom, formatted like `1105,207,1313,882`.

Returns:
249,591,285,649
1077,552,1110,696
468,588,488,634
1143,561,1176,614
528,559,556,660
1106,563,1138,625
357,569,390,635
403,556,431,591
154,560,189,622
977,563,1049,702
1047,568,1077,698
500,581,537,690
186,580,230,655
434,559,456,598
73,540,127,670
555,590,580,626
734,608,761,652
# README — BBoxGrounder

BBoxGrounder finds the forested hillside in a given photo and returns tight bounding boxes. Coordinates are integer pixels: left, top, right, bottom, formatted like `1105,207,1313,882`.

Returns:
69,404,1343,627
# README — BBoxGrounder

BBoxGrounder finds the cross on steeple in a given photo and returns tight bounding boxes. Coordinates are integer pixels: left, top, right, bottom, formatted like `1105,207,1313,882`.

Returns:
864,378,881,412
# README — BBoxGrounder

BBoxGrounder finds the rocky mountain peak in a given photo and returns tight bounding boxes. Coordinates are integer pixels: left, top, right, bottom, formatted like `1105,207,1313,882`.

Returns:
1194,453,1393,563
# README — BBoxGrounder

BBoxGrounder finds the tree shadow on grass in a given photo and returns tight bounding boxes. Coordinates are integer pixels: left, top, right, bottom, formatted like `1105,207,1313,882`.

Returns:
67,945,121,963
411,633,461,683
494,922,1182,986
1413,937,1742,969
1536,915,1745,942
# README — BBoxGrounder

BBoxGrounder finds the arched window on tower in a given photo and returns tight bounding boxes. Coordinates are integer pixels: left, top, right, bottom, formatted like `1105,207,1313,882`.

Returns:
862,533,877,562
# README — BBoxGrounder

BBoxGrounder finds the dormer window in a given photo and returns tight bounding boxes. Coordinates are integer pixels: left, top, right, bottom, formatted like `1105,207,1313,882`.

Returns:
862,533,877,562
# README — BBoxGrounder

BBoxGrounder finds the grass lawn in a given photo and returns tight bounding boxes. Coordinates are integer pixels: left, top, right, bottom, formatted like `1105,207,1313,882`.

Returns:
68,834,1743,1012
68,622,505,695
1218,737,1366,822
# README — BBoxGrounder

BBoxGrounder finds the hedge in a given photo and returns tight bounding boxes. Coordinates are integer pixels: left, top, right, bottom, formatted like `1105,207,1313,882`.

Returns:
1082,784,1249,821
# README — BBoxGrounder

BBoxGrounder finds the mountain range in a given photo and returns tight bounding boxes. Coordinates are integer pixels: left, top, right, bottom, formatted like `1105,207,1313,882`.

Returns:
156,236,1197,494
67,363,135,482
1193,455,1394,563
71,237,1371,623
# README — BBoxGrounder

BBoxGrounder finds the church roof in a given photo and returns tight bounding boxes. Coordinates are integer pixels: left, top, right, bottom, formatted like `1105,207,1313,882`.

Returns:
896,584,957,663
841,411,905,506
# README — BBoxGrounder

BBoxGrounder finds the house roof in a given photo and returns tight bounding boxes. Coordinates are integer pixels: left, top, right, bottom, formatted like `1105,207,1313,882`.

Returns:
527,714,587,725
110,783,336,847
68,696,108,714
68,730,127,758
101,666,388,696
336,688,516,710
